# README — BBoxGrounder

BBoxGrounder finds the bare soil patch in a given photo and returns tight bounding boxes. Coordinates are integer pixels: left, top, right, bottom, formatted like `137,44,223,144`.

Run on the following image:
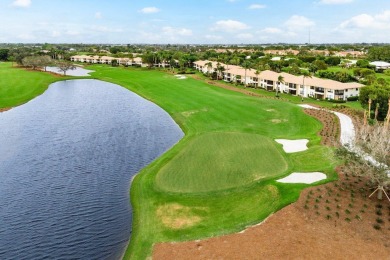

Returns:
156,203,206,230
0,107,11,112
153,167,390,259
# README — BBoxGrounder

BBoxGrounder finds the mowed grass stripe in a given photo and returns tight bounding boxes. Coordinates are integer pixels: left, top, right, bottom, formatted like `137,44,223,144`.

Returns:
156,133,288,193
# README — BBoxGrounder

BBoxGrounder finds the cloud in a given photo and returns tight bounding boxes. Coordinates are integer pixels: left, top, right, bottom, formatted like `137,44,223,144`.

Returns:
260,27,283,34
249,4,266,9
205,34,223,40
95,12,102,19
90,26,124,33
139,7,160,14
319,0,353,4
236,33,254,39
337,10,390,30
12,0,31,8
51,30,61,37
284,15,315,31
162,26,192,36
211,20,249,32
17,33,35,40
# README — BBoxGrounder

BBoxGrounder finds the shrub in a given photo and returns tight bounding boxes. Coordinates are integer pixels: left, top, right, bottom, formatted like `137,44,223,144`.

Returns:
376,218,384,224
347,96,359,101
373,224,381,230
328,99,346,103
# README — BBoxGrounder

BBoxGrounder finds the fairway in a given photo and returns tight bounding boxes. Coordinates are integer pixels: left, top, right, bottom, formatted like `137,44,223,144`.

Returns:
0,62,61,108
0,63,339,260
156,132,288,193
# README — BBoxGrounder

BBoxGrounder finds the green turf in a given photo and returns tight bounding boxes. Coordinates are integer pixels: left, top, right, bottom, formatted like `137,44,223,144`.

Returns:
156,132,288,193
0,63,339,259
0,62,66,108
82,66,338,259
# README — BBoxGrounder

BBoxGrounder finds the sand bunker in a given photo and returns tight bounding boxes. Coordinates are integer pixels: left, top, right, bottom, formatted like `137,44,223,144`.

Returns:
175,75,187,80
277,172,326,184
275,139,309,153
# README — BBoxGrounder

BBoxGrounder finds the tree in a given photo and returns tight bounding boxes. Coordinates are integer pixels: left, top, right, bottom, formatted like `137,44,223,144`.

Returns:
111,59,119,67
359,84,390,121
141,52,155,68
277,75,284,97
302,71,312,98
22,56,42,70
368,46,390,62
336,124,390,201
0,49,9,61
356,59,371,68
205,61,213,75
254,69,260,88
217,64,225,80
242,61,251,87
56,60,76,76
324,56,341,66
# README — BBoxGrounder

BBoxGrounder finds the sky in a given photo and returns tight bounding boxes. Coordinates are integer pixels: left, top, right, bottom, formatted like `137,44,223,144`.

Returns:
1,0,390,44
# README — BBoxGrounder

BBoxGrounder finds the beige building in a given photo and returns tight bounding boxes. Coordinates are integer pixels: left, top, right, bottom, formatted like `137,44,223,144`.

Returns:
194,60,364,101
71,55,144,66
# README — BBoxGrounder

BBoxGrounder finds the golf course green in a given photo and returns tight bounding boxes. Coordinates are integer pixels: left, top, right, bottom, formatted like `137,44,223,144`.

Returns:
85,65,338,259
0,63,339,260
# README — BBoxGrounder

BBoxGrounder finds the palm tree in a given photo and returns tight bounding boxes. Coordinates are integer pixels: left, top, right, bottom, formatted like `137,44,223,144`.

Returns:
242,61,251,87
217,65,225,80
277,75,284,97
254,69,260,89
374,103,380,121
385,98,390,127
368,94,377,120
301,72,312,98
205,61,213,76
216,62,221,79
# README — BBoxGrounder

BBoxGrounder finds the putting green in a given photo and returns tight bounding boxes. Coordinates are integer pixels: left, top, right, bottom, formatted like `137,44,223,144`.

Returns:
156,132,288,193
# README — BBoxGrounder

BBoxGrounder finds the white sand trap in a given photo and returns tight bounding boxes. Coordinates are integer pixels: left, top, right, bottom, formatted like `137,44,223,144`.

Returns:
275,139,309,153
277,172,327,184
175,75,187,80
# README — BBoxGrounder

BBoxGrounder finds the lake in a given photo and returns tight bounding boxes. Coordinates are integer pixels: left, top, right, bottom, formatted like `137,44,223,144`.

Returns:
0,79,183,259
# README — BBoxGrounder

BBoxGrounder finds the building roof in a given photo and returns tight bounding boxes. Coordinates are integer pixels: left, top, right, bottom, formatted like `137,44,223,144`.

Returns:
370,61,390,68
195,60,365,91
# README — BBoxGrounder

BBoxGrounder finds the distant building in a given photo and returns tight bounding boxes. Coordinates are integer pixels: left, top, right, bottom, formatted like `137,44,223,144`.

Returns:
194,60,364,101
71,55,145,67
369,61,390,71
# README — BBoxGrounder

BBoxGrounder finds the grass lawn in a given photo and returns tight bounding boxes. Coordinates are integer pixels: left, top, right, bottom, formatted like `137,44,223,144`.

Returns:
0,63,339,259
156,133,288,193
0,62,67,108
82,65,339,259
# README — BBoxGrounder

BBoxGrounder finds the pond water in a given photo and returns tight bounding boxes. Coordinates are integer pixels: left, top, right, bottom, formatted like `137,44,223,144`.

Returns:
45,66,94,76
0,79,183,259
